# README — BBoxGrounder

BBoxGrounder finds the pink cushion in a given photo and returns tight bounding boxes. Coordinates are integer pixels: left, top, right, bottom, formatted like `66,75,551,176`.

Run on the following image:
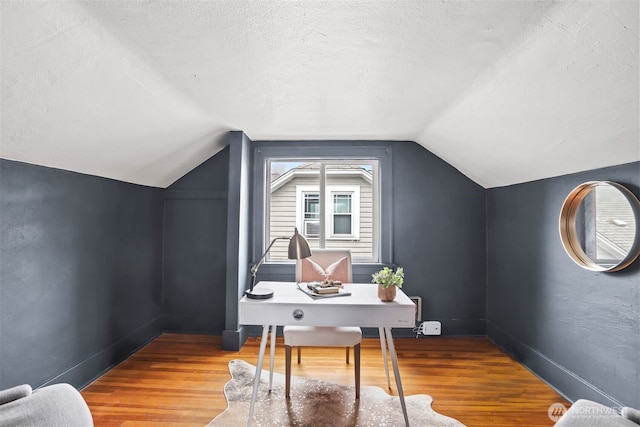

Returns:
325,256,350,282
300,258,329,281
300,256,350,282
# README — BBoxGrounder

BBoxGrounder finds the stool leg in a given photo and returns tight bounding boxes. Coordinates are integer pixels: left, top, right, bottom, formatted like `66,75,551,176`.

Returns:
354,344,361,399
285,345,292,399
346,347,350,364
297,347,301,364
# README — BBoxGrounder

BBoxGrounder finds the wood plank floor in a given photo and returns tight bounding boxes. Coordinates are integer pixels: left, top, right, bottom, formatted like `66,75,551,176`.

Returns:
81,333,569,426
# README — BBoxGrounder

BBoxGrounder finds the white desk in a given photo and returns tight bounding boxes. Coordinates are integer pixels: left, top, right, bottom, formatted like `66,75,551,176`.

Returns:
239,281,415,426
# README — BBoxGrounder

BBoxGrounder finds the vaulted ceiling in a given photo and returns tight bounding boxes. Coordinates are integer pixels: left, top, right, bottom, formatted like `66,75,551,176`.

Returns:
1,1,638,188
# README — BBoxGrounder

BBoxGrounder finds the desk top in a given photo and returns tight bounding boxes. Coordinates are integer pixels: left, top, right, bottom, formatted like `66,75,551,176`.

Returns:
239,281,415,328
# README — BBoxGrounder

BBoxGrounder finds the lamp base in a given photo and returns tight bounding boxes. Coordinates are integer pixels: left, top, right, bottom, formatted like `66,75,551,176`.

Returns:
245,288,274,299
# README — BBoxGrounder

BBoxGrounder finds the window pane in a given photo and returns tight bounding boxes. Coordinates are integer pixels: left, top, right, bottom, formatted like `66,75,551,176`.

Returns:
333,214,352,235
304,194,319,219
268,161,320,260
325,163,373,260
267,160,377,262
333,194,351,214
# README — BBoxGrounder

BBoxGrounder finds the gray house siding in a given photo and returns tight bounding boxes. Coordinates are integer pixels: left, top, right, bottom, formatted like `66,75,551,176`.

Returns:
269,173,374,260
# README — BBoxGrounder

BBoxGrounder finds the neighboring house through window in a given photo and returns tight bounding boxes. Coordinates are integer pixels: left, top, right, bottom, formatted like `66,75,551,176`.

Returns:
268,161,374,261
296,185,361,240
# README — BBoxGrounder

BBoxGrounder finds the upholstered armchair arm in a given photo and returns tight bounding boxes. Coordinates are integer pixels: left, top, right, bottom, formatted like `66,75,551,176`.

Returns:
622,407,640,425
0,385,32,405
0,383,93,426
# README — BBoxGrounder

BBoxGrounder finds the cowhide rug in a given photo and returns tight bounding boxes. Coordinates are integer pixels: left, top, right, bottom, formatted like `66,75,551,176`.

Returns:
208,359,466,427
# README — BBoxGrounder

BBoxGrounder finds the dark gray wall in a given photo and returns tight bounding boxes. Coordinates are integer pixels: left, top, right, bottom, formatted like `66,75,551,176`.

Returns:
0,159,164,390
487,161,640,408
163,146,229,333
392,142,487,335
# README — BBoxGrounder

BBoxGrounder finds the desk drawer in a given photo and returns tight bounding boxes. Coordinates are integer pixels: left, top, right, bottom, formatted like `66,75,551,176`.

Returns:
239,302,414,328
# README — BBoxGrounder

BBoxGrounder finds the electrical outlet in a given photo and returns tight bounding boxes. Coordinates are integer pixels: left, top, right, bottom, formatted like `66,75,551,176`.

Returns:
420,321,441,335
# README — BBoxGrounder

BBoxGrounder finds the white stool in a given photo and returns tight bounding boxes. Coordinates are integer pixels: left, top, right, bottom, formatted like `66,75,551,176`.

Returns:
283,326,362,399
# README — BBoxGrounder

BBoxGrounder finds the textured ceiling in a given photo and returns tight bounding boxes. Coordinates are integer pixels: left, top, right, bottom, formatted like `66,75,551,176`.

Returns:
1,1,638,188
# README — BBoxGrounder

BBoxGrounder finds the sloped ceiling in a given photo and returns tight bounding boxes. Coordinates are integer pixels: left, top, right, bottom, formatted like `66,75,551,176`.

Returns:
1,1,638,188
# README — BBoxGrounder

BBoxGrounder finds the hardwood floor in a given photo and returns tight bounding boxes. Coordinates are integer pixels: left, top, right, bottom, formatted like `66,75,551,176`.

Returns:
81,333,568,426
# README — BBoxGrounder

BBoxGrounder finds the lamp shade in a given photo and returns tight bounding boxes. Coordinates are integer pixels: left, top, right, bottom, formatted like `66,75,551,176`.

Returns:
288,228,312,260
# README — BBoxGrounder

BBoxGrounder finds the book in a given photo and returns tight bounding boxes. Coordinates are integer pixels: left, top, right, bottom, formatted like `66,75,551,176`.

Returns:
297,283,351,299
307,283,340,294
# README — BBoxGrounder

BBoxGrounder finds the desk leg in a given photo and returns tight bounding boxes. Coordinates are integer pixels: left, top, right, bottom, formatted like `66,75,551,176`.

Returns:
385,327,409,427
248,325,270,427
268,325,276,391
378,327,391,389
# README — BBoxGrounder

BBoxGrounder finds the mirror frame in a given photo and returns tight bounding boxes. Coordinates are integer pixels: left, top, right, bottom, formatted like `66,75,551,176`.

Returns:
559,181,640,272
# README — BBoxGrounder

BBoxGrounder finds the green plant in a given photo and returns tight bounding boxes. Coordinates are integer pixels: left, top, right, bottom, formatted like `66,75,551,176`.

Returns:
371,267,404,288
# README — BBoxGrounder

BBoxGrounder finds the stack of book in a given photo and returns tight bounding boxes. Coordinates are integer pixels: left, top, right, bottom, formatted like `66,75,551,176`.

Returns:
298,281,351,298
307,283,341,294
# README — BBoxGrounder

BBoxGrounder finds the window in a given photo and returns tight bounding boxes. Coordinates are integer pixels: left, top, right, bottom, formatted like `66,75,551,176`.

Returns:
303,192,320,236
267,160,377,262
252,143,392,267
332,193,352,235
296,185,361,240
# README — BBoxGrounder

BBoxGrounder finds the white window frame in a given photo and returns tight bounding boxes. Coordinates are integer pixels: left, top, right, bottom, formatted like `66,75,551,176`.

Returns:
254,144,392,266
301,191,320,237
296,185,361,240
331,192,354,237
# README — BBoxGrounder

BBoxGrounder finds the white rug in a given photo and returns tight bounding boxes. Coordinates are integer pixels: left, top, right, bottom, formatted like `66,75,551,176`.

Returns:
208,359,466,427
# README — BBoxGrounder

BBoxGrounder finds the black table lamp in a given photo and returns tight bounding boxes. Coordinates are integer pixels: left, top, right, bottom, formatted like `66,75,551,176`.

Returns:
246,227,312,299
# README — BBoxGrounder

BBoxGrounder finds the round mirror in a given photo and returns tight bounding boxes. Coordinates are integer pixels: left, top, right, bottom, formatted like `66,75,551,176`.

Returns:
559,181,640,272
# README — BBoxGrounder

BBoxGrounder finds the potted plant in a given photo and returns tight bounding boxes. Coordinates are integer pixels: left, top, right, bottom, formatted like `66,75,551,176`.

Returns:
372,266,404,302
